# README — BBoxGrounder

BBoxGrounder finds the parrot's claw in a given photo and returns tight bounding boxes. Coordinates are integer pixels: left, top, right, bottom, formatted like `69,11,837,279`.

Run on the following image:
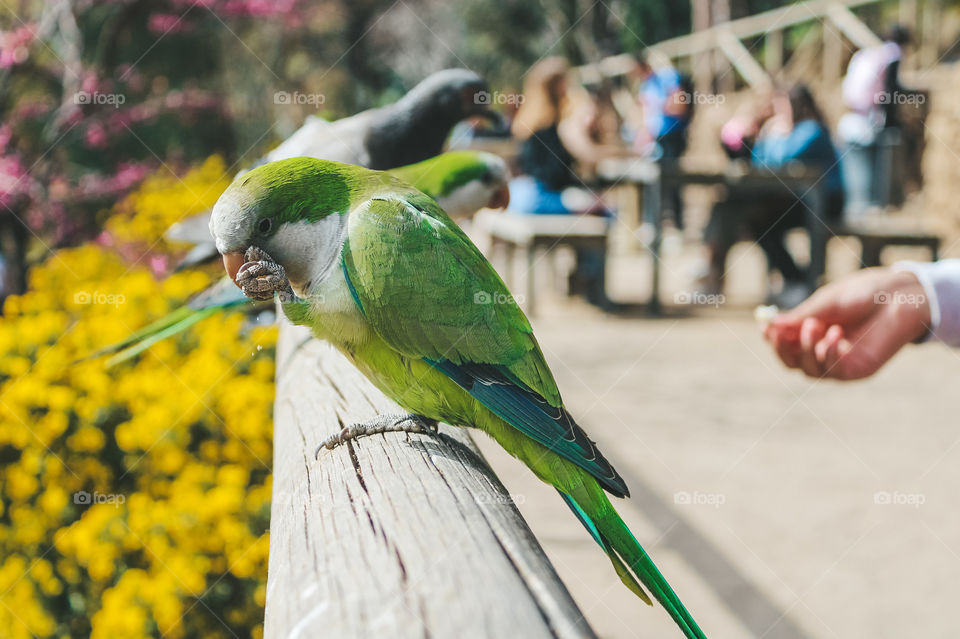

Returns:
236,246,297,303
314,413,439,458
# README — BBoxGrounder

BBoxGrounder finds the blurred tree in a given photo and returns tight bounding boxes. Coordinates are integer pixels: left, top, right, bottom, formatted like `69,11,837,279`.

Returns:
617,0,692,50
0,0,253,295
3,0,743,300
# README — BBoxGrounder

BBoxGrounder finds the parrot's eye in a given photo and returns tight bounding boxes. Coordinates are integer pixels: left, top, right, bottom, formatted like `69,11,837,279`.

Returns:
258,218,273,235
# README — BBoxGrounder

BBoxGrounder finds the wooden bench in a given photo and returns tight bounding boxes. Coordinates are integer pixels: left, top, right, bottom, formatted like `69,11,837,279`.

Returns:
474,210,611,316
265,322,598,639
830,223,940,267
597,158,945,308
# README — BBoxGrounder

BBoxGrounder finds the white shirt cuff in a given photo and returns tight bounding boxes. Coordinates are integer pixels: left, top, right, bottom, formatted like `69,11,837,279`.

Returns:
893,260,960,346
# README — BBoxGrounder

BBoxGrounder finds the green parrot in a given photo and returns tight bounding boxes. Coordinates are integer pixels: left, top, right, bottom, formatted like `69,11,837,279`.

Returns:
388,149,509,215
92,150,510,366
169,149,509,270
211,156,705,639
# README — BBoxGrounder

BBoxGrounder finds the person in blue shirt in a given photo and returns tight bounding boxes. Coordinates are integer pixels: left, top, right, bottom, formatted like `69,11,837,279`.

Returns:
638,65,688,150
749,85,844,294
633,53,692,228
703,85,844,306
751,88,844,194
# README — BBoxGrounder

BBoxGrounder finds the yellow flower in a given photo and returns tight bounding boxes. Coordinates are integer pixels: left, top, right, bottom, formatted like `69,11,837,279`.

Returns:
38,488,67,518
1,157,276,639
5,466,38,501
66,426,105,452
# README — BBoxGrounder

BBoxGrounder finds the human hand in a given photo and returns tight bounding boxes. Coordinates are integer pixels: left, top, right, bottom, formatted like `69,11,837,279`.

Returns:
763,268,931,380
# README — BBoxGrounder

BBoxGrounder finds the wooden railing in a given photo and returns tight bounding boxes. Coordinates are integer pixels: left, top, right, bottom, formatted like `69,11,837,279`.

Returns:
263,322,598,639
576,0,883,88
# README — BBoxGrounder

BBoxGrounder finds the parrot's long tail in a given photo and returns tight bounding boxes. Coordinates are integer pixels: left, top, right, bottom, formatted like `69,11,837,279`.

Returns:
79,276,251,367
81,304,224,367
559,486,706,639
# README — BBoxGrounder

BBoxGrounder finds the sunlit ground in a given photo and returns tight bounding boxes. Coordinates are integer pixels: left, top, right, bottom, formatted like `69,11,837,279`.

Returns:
475,235,959,639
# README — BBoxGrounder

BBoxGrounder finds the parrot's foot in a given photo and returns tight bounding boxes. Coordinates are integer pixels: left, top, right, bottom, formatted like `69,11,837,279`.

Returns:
236,246,297,303
314,413,439,458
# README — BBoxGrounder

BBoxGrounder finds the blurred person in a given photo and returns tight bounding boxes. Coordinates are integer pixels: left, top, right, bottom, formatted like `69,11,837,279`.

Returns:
762,259,960,380
837,24,915,215
630,53,691,159
577,80,625,165
702,85,844,305
697,90,772,294
510,58,629,209
750,86,845,295
630,52,692,228
719,89,775,160
508,57,630,307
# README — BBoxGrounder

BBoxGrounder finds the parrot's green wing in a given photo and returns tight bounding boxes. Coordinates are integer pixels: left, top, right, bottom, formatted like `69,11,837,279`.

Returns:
389,150,492,200
342,194,628,497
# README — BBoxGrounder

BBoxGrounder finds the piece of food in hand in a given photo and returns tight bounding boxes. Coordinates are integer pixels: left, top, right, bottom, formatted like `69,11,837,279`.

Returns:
754,304,780,328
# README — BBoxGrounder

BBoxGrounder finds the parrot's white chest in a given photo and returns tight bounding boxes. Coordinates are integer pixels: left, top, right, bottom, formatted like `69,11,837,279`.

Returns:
437,180,491,219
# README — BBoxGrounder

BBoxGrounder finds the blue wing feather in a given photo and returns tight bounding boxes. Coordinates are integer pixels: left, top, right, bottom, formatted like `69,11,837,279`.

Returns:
426,358,629,498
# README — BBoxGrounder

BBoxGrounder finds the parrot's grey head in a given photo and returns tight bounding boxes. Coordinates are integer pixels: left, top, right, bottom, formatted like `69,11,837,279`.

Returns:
210,157,357,294
365,70,505,171
399,69,502,126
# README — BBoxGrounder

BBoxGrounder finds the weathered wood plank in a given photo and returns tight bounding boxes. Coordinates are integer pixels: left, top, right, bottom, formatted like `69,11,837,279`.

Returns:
825,3,882,50
575,0,881,81
264,322,598,639
716,29,771,88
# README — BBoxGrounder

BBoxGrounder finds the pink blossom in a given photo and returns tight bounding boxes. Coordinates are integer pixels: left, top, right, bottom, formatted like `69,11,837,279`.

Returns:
112,163,152,190
77,163,151,198
0,25,35,68
80,72,102,95
148,13,189,35
173,0,303,19
149,255,170,276
14,101,52,120
116,64,146,92
84,122,108,149
0,154,30,209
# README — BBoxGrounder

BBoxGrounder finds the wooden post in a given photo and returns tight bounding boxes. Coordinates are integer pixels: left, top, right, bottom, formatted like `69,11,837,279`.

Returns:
899,0,918,71
712,0,735,93
920,0,941,68
824,3,882,49
691,0,714,97
822,20,844,86
265,323,598,639
764,29,783,75
717,29,771,87
644,173,664,316
804,181,829,290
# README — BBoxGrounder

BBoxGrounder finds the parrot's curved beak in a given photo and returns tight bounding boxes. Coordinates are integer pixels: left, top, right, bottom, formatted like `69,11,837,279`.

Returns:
489,184,510,210
222,252,245,288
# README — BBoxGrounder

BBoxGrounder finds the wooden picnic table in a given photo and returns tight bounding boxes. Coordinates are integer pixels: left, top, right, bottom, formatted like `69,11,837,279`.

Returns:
475,209,610,317
598,157,830,314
